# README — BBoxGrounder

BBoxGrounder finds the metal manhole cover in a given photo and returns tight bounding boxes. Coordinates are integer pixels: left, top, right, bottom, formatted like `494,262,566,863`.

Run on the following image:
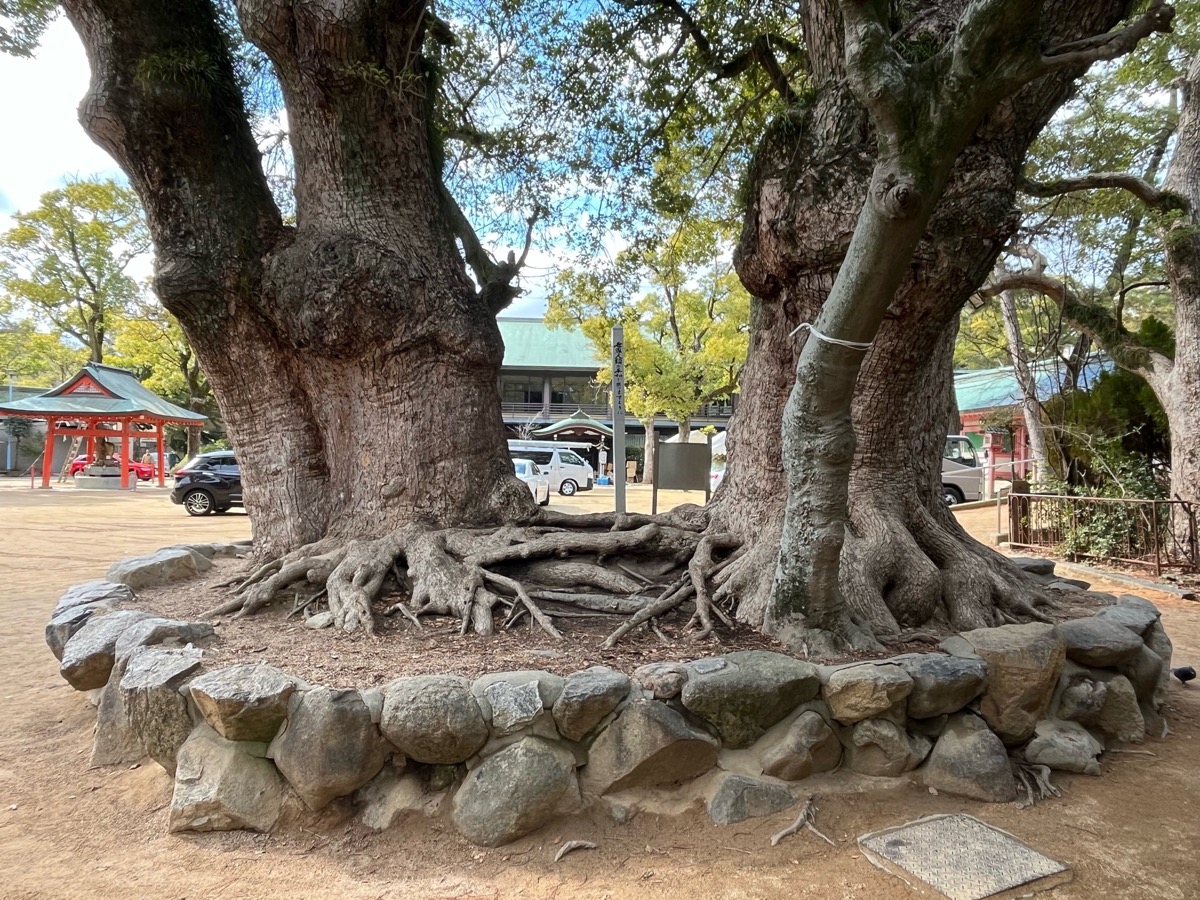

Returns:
858,814,1071,900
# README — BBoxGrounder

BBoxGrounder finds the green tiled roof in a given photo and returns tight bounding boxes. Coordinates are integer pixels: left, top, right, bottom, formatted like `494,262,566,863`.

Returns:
499,318,599,371
0,363,206,423
955,355,1109,413
533,409,614,437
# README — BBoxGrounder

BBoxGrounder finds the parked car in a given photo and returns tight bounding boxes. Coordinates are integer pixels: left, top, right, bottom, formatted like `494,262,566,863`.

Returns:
513,458,551,506
170,451,243,515
942,435,984,505
506,441,594,495
68,454,155,481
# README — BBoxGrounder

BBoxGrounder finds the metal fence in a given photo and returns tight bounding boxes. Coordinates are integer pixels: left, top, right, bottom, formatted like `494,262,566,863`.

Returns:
1008,493,1198,576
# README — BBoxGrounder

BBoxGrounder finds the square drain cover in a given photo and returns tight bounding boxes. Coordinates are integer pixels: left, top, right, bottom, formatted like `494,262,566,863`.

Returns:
858,814,1071,900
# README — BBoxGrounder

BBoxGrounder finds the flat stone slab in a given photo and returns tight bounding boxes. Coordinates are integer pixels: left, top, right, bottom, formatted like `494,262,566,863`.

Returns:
189,663,296,742
107,547,210,590
859,814,1071,900
53,581,134,616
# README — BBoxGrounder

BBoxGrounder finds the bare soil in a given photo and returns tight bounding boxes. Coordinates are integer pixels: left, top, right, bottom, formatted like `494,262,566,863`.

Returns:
2,484,1199,899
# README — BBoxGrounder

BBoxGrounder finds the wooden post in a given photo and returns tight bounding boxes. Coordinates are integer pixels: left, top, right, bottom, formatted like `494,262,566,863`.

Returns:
156,426,166,487
119,421,130,490
40,419,55,488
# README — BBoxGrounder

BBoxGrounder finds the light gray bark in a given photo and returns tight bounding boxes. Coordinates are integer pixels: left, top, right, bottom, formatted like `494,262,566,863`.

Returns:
998,289,1052,483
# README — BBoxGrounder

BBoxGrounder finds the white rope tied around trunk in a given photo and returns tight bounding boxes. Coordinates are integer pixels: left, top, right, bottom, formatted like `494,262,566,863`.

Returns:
788,321,874,351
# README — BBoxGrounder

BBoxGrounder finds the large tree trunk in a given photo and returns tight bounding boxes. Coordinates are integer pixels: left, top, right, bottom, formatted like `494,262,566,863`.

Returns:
65,0,533,562
711,0,1155,645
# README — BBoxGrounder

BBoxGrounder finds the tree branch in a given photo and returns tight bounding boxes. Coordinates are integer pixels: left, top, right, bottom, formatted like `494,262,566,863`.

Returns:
1018,173,1184,211
1041,0,1176,73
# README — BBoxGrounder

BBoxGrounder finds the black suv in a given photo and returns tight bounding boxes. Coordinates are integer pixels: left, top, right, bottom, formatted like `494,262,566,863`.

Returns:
170,452,243,516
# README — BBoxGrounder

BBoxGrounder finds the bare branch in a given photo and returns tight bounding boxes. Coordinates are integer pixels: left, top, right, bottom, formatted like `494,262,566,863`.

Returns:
1018,173,1184,211
1041,0,1176,73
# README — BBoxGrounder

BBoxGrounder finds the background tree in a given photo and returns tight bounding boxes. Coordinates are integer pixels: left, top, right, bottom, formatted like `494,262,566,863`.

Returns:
0,178,148,363
2,415,34,469
0,317,88,385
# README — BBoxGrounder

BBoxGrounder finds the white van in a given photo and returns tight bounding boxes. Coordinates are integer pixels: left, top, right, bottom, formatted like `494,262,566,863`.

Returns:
507,441,595,496
943,435,984,505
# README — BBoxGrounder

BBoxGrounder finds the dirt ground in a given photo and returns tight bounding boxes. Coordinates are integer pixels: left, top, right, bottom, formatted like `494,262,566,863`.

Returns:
1,483,1198,899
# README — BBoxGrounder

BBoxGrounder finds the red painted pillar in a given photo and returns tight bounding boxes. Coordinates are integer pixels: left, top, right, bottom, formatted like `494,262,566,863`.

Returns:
41,420,55,488
119,421,130,491
156,426,165,487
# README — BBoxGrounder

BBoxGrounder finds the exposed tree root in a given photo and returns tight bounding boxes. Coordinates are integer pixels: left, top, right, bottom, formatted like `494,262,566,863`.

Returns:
207,508,741,642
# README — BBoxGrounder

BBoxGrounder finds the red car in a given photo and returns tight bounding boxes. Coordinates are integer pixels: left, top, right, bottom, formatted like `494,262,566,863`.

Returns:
68,454,155,481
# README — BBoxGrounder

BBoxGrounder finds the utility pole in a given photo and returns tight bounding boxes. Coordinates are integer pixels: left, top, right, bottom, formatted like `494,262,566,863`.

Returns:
4,370,13,471
611,325,626,515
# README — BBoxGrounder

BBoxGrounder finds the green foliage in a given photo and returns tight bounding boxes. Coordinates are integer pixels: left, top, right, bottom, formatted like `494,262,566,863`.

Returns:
198,437,231,453
0,318,88,385
0,179,149,362
547,214,749,426
2,415,32,440
0,0,57,57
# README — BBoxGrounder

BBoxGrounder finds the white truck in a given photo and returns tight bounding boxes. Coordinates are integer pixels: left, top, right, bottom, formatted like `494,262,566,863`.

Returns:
943,435,984,505
506,440,595,496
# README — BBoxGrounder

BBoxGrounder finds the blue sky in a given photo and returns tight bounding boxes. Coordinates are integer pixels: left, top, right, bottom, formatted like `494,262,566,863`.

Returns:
0,16,555,315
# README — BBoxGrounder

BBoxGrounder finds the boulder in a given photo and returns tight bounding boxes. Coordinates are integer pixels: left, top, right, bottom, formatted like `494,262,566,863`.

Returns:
305,611,334,629
120,646,203,773
1117,646,1166,708
269,687,392,810
1056,674,1107,725
552,666,631,742
842,718,931,777
1009,557,1056,576
113,617,215,662
761,711,842,781
1094,675,1145,744
632,662,688,699
452,738,580,847
471,671,565,719
1144,620,1174,711
900,654,988,719
53,580,133,616
90,656,145,768
381,675,488,764
823,664,913,724
1055,617,1144,667
483,681,544,735
680,651,820,748
920,714,1016,803
59,610,153,690
106,547,210,589
955,623,1065,744
46,604,103,662
357,766,429,831
707,773,796,825
189,663,296,742
1024,720,1103,775
1096,603,1159,636
168,725,286,833
170,542,245,560
581,699,719,794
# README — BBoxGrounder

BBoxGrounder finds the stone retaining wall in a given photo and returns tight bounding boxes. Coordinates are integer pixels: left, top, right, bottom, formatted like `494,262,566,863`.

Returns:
46,544,1174,847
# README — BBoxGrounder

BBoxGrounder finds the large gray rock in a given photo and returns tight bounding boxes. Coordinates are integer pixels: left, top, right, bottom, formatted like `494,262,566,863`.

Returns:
680,651,820,748
189,663,296,742
53,580,134,616
954,624,1065,744
452,738,580,847
581,699,719,794
1009,557,1055,576
269,687,392,810
707,773,796,825
553,666,631,741
471,671,564,722
483,681,544,735
169,725,286,833
1024,719,1103,775
59,610,153,690
1118,646,1166,708
1144,620,1174,711
761,711,842,781
1094,674,1145,744
842,718,931,777
900,654,988,719
90,656,145,768
106,547,210,589
632,662,688,699
1056,673,1107,725
357,766,428,831
120,646,203,773
113,617,215,662
1096,603,1159,636
1055,617,1144,667
920,714,1015,803
823,664,913,724
46,604,103,662
382,675,488,764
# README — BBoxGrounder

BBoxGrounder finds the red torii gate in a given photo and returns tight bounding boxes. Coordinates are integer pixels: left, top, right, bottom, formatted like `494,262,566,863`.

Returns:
0,363,207,490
